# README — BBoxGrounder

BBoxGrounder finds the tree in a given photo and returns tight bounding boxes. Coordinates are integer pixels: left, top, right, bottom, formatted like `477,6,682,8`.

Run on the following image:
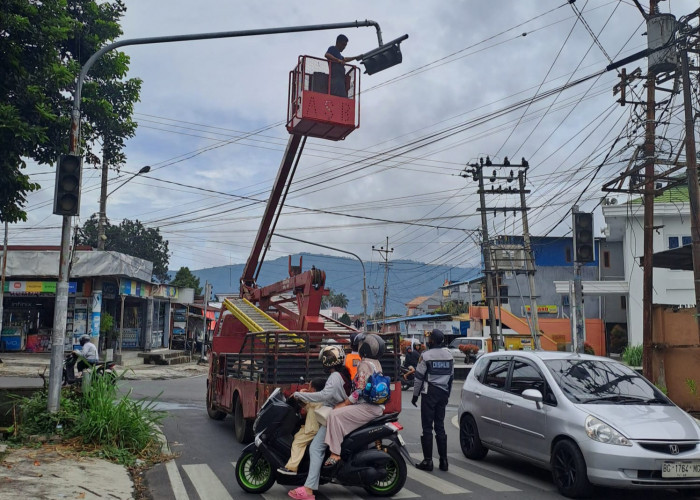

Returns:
0,0,141,223
78,215,170,282
339,313,351,326
170,267,202,296
321,289,350,309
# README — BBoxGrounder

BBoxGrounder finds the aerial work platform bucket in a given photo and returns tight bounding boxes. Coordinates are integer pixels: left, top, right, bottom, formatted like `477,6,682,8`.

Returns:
286,55,360,141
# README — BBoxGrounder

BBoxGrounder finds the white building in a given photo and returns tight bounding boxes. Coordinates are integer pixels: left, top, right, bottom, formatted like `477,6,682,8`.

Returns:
602,186,694,346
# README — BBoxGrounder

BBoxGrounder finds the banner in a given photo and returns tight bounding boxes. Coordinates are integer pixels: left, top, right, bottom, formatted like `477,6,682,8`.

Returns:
523,305,558,314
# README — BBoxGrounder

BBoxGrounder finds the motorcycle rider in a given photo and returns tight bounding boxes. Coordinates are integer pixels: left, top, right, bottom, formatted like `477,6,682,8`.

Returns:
344,332,362,379
412,329,454,472
64,335,99,383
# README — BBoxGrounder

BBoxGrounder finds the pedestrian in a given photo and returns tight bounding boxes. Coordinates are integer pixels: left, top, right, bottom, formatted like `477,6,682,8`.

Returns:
325,34,357,97
412,328,454,472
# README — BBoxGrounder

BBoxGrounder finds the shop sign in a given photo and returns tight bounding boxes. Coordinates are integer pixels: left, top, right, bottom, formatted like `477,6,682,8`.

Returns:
524,304,558,314
3,281,77,294
103,282,118,299
90,291,102,337
152,284,179,299
120,280,151,297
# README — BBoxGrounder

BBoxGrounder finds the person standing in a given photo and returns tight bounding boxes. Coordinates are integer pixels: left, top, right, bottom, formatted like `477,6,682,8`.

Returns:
325,34,357,97
412,329,454,472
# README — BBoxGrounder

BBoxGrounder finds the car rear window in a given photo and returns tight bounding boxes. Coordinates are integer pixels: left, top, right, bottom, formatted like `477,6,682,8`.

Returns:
483,359,509,389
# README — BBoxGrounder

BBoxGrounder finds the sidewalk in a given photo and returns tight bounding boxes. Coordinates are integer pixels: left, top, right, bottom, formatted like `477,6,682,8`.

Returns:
0,350,205,499
0,349,209,380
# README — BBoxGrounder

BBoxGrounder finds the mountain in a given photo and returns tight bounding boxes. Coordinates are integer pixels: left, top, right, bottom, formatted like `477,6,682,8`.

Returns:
174,253,479,316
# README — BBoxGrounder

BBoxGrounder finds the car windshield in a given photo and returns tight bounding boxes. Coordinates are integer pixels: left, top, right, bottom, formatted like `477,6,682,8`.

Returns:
544,358,672,405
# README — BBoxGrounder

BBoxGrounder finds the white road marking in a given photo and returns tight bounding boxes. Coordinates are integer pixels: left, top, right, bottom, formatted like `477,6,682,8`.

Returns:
407,464,470,494
448,453,556,491
165,461,189,500
182,464,233,500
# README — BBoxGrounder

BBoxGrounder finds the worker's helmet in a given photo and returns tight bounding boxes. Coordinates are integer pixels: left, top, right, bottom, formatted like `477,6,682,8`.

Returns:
351,332,365,352
427,329,445,348
319,345,346,368
79,335,91,346
358,333,385,359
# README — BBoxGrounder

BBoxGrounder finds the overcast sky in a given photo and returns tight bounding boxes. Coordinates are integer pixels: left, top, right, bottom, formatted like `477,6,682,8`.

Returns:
14,0,699,293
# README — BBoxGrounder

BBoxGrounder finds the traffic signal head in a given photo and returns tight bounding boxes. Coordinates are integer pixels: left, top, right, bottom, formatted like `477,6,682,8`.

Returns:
573,212,594,262
53,154,82,216
359,34,408,75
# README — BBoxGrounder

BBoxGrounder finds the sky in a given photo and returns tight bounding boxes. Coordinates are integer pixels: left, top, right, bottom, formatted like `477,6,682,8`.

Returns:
13,0,700,298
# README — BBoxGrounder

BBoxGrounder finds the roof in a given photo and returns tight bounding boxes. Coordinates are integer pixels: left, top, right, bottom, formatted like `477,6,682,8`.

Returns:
630,184,690,204
406,296,430,307
640,244,693,271
367,312,454,326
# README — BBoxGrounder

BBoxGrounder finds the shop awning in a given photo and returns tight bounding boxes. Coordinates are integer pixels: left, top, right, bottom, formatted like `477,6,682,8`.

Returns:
639,244,693,271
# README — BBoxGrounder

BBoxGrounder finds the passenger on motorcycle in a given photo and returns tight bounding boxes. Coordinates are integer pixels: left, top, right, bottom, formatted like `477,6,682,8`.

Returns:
322,334,385,470
287,344,352,500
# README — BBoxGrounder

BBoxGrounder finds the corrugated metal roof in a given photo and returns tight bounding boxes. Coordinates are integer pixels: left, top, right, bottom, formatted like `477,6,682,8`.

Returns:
630,184,690,204
367,312,453,325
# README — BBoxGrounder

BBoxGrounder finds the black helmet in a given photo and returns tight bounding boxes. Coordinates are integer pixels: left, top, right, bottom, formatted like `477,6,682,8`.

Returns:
427,329,445,348
358,333,385,359
351,332,365,352
79,335,91,346
319,345,345,368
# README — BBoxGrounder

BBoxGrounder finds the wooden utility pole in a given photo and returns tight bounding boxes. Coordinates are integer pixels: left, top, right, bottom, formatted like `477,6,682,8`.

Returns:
372,238,393,331
519,171,541,349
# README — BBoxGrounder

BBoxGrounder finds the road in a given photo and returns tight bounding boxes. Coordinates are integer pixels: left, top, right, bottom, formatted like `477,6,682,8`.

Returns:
125,376,695,500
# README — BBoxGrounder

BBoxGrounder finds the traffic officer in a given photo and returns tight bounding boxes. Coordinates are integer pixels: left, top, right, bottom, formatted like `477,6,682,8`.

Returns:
411,328,454,472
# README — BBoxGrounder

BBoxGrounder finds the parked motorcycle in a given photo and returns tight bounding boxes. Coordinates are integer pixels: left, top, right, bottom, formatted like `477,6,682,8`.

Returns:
62,352,117,386
235,388,410,497
399,366,415,391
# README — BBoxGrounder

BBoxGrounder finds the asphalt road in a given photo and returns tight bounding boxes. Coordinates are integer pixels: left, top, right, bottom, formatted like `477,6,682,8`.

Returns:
123,376,697,500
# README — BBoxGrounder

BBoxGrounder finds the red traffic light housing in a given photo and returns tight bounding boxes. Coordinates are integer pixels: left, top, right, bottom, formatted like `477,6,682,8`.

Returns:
359,34,409,75
573,212,594,262
53,154,82,216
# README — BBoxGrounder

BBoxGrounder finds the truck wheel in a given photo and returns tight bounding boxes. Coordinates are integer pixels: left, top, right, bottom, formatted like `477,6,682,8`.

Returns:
206,384,226,420
234,397,254,443
236,449,275,493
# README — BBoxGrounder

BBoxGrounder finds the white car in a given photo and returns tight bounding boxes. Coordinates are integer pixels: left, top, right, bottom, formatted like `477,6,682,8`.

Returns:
448,337,489,364
458,350,700,497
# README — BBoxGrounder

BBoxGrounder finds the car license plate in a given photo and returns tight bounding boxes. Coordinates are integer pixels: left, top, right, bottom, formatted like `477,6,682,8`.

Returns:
662,461,700,478
397,433,406,446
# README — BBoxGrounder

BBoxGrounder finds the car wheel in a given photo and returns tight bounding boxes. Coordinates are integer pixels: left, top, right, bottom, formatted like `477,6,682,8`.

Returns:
551,440,592,498
459,414,488,460
206,383,226,420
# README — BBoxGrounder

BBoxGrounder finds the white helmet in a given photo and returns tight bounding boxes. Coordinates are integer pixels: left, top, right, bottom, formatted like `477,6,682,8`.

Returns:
319,344,346,368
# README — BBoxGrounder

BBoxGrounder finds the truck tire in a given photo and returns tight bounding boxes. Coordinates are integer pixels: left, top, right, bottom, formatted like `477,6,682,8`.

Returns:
206,383,226,420
234,396,254,443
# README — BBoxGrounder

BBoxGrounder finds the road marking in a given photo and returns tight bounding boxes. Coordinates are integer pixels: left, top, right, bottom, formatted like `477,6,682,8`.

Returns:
447,453,556,491
261,484,296,500
406,464,470,494
409,452,517,491
451,414,459,429
388,487,420,498
183,464,233,500
165,461,189,500
318,483,364,499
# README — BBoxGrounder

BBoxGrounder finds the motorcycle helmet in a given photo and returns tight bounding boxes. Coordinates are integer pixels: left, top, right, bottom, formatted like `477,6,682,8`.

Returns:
319,344,346,368
79,335,91,346
351,332,365,352
358,333,385,359
427,328,445,348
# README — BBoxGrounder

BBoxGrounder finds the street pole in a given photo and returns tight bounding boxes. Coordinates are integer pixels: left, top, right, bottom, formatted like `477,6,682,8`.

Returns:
0,222,8,355
642,6,658,378
476,165,499,348
275,234,368,327
373,238,393,331
519,171,541,349
201,281,209,360
680,46,700,337
97,150,108,251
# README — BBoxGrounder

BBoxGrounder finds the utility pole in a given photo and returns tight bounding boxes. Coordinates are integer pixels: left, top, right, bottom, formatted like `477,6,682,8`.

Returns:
373,238,393,331
0,221,8,361
201,281,210,360
519,171,541,349
572,207,585,353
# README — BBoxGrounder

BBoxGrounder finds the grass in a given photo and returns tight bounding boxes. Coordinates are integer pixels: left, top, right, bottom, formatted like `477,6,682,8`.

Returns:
8,367,165,466
622,344,643,367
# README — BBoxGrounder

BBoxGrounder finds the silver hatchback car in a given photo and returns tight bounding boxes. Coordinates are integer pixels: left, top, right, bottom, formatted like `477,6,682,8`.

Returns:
458,350,700,498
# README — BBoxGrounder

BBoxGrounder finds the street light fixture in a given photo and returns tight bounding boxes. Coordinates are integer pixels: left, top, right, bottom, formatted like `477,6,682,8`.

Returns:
97,166,150,250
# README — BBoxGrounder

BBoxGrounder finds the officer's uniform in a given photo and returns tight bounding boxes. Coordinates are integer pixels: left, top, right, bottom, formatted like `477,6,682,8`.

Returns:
412,333,454,471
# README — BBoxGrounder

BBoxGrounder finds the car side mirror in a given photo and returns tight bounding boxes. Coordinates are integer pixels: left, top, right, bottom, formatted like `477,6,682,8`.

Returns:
522,388,544,409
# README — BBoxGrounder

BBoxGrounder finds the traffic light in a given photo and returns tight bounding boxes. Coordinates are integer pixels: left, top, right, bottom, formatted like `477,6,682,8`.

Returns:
573,212,594,262
359,34,409,75
53,154,82,216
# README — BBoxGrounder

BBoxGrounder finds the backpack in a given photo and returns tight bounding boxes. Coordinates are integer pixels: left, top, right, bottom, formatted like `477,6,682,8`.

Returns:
362,371,391,404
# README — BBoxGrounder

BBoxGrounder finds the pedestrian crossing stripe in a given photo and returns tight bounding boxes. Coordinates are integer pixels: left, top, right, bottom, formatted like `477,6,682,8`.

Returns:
183,463,233,500
408,453,518,492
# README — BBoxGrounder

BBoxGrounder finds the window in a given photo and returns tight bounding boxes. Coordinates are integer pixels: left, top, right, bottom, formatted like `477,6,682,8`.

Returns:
683,236,692,246
621,296,627,310
484,359,510,389
565,246,572,263
603,251,610,268
669,236,679,249
668,235,690,249
509,359,557,405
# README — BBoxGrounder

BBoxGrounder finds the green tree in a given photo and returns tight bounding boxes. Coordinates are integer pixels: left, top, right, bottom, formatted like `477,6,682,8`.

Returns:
339,313,351,326
170,267,202,296
322,289,350,309
78,215,170,282
0,0,141,223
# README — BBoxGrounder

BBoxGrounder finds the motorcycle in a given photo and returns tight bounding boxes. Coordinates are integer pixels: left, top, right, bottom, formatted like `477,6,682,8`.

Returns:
235,387,411,497
399,367,415,391
62,352,117,386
